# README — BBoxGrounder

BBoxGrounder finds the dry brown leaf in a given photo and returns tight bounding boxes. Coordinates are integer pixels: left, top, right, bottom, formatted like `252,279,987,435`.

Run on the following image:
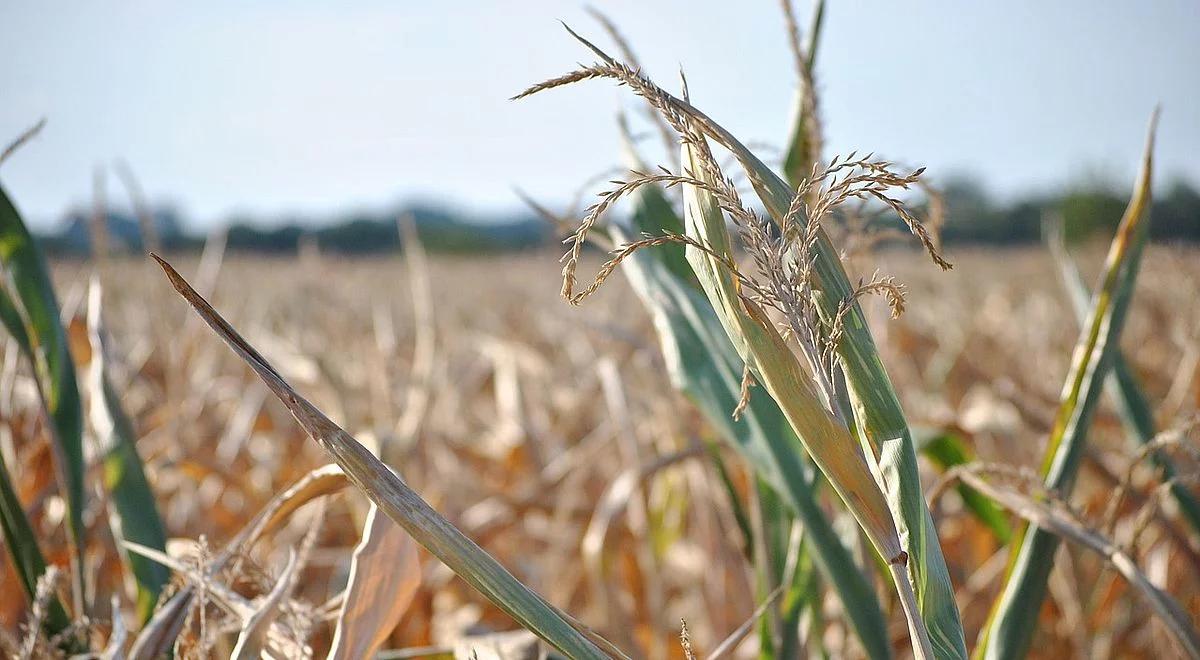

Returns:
327,504,421,660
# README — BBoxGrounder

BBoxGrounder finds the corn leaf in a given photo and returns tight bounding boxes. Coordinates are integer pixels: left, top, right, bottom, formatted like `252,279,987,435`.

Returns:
328,504,422,660
680,141,902,554
1047,221,1200,538
0,183,86,618
152,255,617,660
915,430,1011,543
617,136,695,288
977,112,1158,660
84,281,170,623
781,0,826,186
752,480,819,660
774,535,825,660
555,45,968,653
958,467,1200,658
704,443,756,561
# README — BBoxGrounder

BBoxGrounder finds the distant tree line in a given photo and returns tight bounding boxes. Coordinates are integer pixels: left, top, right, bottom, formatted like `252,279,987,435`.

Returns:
938,176,1200,244
34,176,1200,256
38,203,553,255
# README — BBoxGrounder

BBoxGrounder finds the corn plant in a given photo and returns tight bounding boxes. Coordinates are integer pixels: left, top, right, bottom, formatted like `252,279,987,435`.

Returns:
0,126,167,651
515,16,971,657
514,3,1199,656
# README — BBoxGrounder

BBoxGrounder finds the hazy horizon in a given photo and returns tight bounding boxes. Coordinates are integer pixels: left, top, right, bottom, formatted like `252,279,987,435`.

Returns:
2,1,1198,230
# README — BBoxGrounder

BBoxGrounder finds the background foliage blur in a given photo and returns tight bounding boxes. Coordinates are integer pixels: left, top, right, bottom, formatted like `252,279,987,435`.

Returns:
33,175,1200,255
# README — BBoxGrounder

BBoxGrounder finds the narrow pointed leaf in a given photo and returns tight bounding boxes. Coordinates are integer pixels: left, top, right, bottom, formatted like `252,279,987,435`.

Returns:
979,112,1159,660
676,136,942,655
915,430,1011,543
781,0,826,186
1047,221,1200,537
152,255,615,660
711,121,967,660
959,469,1200,658
613,114,696,285
0,183,86,617
84,281,170,623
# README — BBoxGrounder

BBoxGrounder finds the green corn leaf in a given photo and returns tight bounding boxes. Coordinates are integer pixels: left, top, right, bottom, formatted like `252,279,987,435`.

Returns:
0,287,29,346
977,112,1159,660
752,481,823,660
1047,220,1200,538
613,187,891,655
152,255,618,660
85,281,170,623
0,183,87,612
701,445,826,659
677,140,902,559
753,479,792,659
781,0,826,186
752,480,788,659
914,430,1011,543
775,536,825,660
704,441,756,562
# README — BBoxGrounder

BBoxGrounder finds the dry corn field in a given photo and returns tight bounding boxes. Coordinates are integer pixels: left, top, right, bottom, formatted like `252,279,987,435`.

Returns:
0,246,1196,659
3,3,1200,659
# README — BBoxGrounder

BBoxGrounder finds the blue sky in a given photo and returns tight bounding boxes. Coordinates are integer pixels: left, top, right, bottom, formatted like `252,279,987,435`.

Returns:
1,1,1197,229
